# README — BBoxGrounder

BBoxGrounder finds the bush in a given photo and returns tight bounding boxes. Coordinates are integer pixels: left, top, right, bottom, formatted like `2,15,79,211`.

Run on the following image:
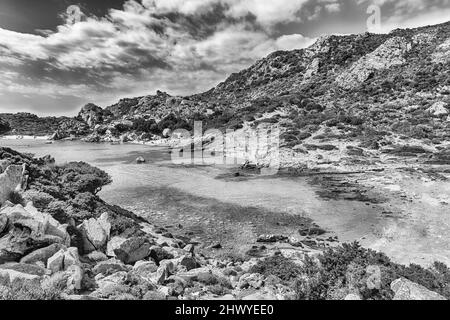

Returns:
250,255,303,282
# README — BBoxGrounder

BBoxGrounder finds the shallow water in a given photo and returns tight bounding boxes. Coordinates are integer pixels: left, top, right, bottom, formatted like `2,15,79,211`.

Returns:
2,139,447,265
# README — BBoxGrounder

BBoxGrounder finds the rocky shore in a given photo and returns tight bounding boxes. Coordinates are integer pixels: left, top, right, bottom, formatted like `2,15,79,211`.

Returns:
0,146,448,300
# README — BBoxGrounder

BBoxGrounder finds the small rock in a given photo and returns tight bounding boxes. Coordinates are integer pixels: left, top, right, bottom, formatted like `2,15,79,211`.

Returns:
136,156,146,164
149,246,174,264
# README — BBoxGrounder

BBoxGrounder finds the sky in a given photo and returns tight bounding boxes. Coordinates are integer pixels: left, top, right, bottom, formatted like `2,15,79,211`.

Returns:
0,0,449,116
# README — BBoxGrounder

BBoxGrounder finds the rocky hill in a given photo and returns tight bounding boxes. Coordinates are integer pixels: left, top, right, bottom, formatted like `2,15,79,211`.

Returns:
1,21,449,169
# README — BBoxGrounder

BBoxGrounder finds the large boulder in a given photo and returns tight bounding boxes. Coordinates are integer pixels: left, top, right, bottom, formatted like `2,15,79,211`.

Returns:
20,243,64,265
391,278,447,300
0,203,70,263
0,164,26,205
79,213,111,253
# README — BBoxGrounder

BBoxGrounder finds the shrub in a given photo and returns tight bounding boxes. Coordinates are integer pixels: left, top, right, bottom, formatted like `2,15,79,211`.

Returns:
250,255,303,282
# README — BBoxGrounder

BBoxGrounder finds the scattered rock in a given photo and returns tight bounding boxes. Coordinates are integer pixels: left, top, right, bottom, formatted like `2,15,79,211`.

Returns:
136,156,146,164
391,278,446,300
20,243,64,265
114,237,152,265
79,213,111,253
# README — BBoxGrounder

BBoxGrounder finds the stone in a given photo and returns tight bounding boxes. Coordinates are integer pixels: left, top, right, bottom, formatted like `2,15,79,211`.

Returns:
242,292,277,300
66,265,84,291
143,291,167,300
136,156,146,164
154,261,175,285
20,243,64,265
79,213,110,253
256,234,288,243
238,273,264,289
162,128,172,138
133,260,158,277
47,249,65,273
427,102,448,117
114,237,151,265
344,293,362,300
93,258,128,275
106,236,127,257
63,247,80,270
0,269,41,286
0,214,7,235
85,251,108,263
148,245,174,263
391,278,447,300
0,164,26,205
179,256,199,271
0,262,46,276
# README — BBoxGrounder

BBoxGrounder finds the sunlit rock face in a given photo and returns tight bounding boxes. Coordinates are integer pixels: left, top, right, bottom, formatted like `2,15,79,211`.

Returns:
0,163,26,205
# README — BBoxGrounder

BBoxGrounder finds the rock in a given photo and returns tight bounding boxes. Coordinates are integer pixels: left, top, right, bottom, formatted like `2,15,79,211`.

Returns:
85,251,108,263
149,246,174,264
256,234,288,243
93,258,128,275
0,118,11,135
197,272,218,285
136,156,146,164
162,128,172,138
0,269,41,286
78,103,104,128
153,260,176,285
114,237,152,265
179,256,199,271
0,164,26,205
238,273,264,289
336,37,412,89
0,214,8,235
79,213,110,253
344,293,362,300
20,243,64,265
96,271,128,293
63,247,80,270
106,236,127,257
427,102,448,117
143,291,167,300
391,278,447,300
47,249,65,273
242,292,277,300
209,243,222,249
0,262,46,276
66,265,83,291
133,260,158,277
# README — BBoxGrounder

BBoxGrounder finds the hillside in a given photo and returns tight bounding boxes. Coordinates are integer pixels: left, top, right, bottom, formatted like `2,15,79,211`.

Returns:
1,21,450,169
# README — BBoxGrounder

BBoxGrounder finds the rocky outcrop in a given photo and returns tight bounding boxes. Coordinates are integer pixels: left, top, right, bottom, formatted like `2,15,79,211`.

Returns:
0,163,27,205
336,37,412,89
433,38,450,63
78,104,105,128
0,202,70,264
391,278,447,300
